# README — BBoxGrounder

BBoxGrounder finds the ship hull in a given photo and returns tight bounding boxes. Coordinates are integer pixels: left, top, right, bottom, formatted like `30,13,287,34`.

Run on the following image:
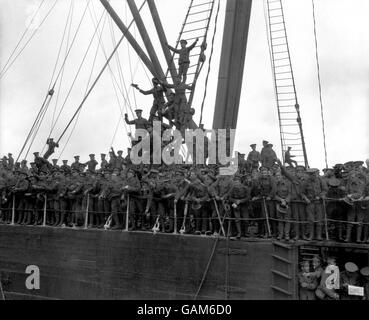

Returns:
0,225,274,300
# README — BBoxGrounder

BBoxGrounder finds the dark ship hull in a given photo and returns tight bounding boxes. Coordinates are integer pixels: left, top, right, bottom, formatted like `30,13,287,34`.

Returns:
0,224,368,300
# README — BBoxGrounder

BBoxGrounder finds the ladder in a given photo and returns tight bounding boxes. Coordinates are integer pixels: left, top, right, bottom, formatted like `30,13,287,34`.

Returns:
271,241,298,299
166,0,216,109
266,0,308,167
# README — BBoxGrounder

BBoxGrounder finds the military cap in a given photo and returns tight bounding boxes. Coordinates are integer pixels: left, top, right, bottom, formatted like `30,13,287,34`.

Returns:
360,267,369,277
89,154,95,157
250,144,256,148
21,159,27,163
267,143,273,147
354,160,364,166
276,203,288,214
135,109,143,113
52,158,58,162
2,156,7,160
74,155,80,159
262,140,269,144
328,177,341,187
62,160,68,163
33,152,39,156
344,161,354,168
322,168,333,172
345,262,358,273
101,153,106,157
259,166,268,171
117,150,123,154
180,39,187,44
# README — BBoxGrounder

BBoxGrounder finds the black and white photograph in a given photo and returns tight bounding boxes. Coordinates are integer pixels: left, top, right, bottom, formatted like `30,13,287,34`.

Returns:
0,0,369,305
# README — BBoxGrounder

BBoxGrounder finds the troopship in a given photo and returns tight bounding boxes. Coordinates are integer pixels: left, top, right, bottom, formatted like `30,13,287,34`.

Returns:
0,0,368,300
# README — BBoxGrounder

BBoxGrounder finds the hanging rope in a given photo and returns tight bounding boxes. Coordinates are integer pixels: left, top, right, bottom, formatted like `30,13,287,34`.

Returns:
49,0,75,138
311,0,328,168
0,0,46,76
199,0,221,125
16,0,89,161
56,0,147,145
0,0,59,79
58,11,107,160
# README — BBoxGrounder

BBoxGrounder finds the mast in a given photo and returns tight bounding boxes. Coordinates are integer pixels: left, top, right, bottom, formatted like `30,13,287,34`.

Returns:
212,0,252,132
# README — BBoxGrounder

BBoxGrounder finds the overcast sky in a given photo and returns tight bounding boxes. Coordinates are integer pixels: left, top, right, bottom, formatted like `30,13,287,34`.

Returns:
0,0,368,168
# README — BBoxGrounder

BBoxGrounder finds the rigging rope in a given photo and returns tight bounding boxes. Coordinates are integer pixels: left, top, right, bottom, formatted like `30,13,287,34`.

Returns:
0,0,59,79
0,0,46,76
58,11,108,160
16,0,90,161
49,0,75,137
311,0,328,168
56,0,147,145
199,0,221,125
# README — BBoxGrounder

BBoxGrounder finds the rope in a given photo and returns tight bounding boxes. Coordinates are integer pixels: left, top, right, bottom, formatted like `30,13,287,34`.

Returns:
16,0,88,161
199,0,220,125
56,0,147,145
0,274,5,300
57,11,107,160
48,0,75,139
311,0,328,169
0,0,46,76
0,0,59,79
193,237,219,300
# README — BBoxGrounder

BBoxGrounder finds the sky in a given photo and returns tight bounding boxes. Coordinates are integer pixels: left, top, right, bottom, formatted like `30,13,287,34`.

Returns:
0,0,368,169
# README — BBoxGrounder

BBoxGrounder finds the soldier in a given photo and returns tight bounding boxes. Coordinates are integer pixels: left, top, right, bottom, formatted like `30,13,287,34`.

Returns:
53,169,69,227
71,156,82,173
163,79,194,130
125,109,150,131
122,168,141,230
299,260,318,300
131,78,166,121
67,169,84,227
209,171,233,236
100,153,108,171
33,152,51,173
251,166,276,238
284,146,298,167
315,256,340,300
31,170,49,225
247,144,260,172
124,148,132,166
85,154,98,172
12,171,30,224
51,159,59,170
325,176,346,241
43,138,59,160
344,174,367,242
60,160,71,174
274,170,292,240
102,171,124,230
115,150,125,171
184,170,209,235
7,153,14,170
166,38,199,83
143,169,167,232
261,143,277,169
228,174,250,239
340,262,361,300
97,171,110,226
300,168,328,240
20,160,29,174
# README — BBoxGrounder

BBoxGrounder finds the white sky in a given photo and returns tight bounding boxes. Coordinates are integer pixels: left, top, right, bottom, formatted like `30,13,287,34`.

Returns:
0,0,368,168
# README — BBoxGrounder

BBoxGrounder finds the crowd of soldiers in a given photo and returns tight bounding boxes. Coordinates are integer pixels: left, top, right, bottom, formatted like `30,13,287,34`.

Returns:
0,141,368,244
299,255,369,300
